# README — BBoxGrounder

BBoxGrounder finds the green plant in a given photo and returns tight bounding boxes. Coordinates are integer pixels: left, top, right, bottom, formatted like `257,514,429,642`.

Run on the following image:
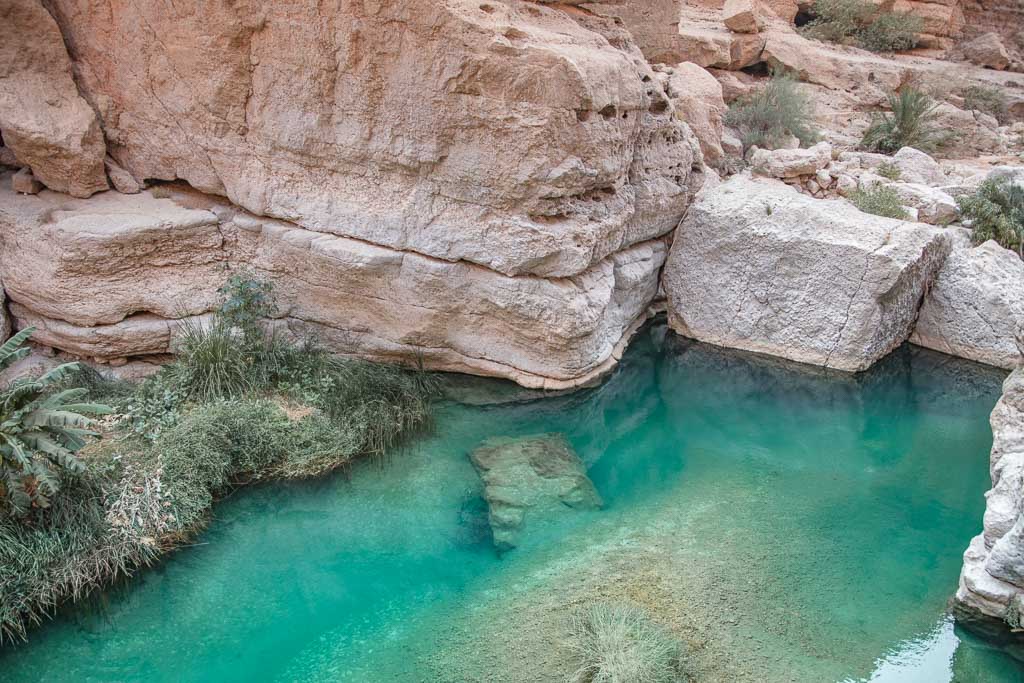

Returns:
801,0,922,53
962,84,1009,124
876,161,902,181
0,328,112,514
849,184,910,219
724,72,819,151
856,11,923,52
169,318,254,401
217,269,276,344
959,178,1024,256
860,88,943,154
565,602,685,683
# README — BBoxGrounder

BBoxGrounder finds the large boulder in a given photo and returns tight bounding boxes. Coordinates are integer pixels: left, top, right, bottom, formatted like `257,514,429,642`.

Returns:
911,230,1024,370
42,0,700,278
0,175,665,389
469,434,602,551
659,62,728,167
960,32,1012,71
723,0,763,34
955,369,1024,625
663,175,952,372
0,0,107,198
892,147,945,186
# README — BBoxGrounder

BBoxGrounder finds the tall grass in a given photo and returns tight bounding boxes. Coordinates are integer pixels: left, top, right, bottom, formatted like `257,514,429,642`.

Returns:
959,178,1024,256
0,273,439,643
849,185,910,220
801,0,922,52
724,72,819,151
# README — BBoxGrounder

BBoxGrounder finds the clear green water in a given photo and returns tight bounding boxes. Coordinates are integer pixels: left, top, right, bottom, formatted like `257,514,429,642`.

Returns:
3,322,1023,682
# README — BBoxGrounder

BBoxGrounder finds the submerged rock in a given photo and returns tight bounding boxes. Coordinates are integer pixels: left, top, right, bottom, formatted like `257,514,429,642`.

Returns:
469,434,602,551
662,174,951,372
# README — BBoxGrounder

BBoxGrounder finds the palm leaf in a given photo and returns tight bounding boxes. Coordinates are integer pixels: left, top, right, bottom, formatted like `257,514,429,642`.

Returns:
0,327,35,372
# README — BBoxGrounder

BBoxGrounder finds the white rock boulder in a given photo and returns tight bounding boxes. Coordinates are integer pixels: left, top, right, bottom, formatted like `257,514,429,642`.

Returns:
750,142,832,179
663,175,952,372
911,230,1024,370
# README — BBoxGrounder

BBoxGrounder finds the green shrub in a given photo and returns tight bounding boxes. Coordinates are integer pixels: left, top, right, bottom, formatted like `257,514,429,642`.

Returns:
802,0,922,52
0,329,112,515
724,72,819,150
876,161,901,181
0,272,440,642
849,184,910,219
860,88,943,154
565,602,685,683
962,84,1009,124
856,11,923,52
959,178,1024,256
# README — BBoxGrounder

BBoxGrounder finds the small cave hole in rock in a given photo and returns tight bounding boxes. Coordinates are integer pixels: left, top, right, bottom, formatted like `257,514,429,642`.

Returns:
598,104,616,119
479,3,495,13
794,10,815,28
740,62,771,78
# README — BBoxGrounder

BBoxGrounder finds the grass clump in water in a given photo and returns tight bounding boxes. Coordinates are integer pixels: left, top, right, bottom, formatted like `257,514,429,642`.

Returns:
0,272,438,643
849,185,910,220
724,71,819,151
565,602,686,683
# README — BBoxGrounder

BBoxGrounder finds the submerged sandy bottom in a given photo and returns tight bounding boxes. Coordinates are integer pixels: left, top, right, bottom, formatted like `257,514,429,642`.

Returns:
2,323,1021,682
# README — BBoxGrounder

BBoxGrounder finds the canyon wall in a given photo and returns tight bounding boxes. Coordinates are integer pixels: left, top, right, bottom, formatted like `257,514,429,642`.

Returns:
0,0,705,388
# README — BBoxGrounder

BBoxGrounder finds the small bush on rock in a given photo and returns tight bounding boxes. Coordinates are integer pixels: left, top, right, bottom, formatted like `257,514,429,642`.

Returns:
959,178,1024,256
565,602,685,683
724,72,819,151
861,88,943,154
849,185,910,219
962,85,1009,124
802,0,922,52
876,161,901,181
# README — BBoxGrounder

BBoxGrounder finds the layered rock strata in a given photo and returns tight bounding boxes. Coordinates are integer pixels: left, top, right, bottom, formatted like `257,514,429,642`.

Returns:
662,174,952,371
0,176,668,390
41,0,700,278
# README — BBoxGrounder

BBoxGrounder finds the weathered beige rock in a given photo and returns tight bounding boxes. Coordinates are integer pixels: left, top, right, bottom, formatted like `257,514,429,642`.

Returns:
955,368,1024,623
12,168,43,195
889,182,959,224
660,62,728,167
893,147,945,185
663,174,952,371
104,157,142,195
750,142,832,178
723,0,763,33
911,230,1024,370
43,0,699,278
961,32,1012,70
0,0,107,198
934,103,1007,156
675,24,766,69
0,175,668,390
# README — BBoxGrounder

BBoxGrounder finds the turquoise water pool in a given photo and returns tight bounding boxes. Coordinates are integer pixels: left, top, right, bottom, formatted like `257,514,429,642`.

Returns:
2,322,1021,682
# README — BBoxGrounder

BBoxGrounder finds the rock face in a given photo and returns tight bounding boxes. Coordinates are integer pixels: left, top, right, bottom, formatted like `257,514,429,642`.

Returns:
911,230,1024,370
663,175,952,372
0,0,107,198
0,176,665,389
469,434,602,551
955,369,1024,628
659,62,728,168
960,32,1012,70
43,0,700,279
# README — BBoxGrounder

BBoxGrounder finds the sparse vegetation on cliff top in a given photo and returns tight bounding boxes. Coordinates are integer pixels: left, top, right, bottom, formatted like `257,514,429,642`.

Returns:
959,178,1024,256
801,0,923,53
860,88,944,155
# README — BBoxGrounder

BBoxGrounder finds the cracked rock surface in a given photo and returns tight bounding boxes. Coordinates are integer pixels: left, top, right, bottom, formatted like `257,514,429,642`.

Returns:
662,174,952,372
